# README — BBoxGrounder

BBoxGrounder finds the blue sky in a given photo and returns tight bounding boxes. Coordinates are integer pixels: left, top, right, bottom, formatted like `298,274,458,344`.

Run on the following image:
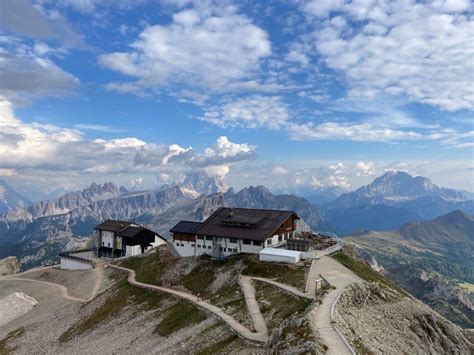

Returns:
0,0,473,196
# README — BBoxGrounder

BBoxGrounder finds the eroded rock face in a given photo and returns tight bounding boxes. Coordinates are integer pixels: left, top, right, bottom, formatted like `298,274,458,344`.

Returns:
336,283,473,354
0,292,38,327
0,256,20,275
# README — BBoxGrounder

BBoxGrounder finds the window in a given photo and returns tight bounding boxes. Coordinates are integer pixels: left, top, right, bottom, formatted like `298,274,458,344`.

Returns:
278,235,283,242
191,243,195,247
181,244,185,247
266,239,272,246
243,240,251,245
197,235,204,240
230,238,237,243
254,241,262,246
208,246,212,249
233,248,238,253
102,242,105,246
197,245,201,248
108,243,110,247
223,248,226,252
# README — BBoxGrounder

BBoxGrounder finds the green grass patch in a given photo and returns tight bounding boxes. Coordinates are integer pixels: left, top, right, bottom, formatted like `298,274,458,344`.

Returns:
0,327,24,354
59,277,167,343
120,253,168,285
332,251,410,297
255,282,312,329
180,260,217,296
196,334,238,355
154,300,207,336
242,255,308,290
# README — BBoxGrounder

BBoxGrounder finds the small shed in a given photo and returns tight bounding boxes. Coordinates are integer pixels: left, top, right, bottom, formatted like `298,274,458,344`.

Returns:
59,250,95,270
259,248,302,264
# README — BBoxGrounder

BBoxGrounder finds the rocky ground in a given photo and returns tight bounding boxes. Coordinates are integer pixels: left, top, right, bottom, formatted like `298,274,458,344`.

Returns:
335,283,473,354
0,257,20,276
0,251,324,354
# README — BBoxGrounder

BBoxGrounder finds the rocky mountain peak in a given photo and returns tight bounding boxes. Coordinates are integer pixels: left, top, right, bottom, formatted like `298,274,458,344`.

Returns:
180,172,227,196
0,179,31,213
83,182,120,198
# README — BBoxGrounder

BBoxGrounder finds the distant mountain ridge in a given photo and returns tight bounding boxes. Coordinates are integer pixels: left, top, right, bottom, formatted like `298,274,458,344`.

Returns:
0,179,327,270
347,210,474,328
0,180,31,214
148,185,329,243
323,171,473,234
329,171,468,208
2,182,125,223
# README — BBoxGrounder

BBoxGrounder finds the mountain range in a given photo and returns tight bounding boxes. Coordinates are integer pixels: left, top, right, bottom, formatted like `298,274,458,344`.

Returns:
322,171,474,234
347,210,474,328
0,180,31,214
0,173,327,270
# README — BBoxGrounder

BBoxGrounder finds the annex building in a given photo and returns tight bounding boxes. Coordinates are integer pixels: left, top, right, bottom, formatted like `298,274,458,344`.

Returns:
95,220,167,258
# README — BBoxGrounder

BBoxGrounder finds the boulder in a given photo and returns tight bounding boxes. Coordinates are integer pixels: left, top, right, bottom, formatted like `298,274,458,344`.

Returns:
0,256,21,275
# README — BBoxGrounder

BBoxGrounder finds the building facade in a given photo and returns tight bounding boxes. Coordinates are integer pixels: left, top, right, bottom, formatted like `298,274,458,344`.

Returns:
96,220,167,258
170,208,300,258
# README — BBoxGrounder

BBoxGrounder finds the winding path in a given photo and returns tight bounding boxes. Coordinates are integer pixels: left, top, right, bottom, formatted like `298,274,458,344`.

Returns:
109,264,269,343
0,261,106,304
308,257,361,355
1,255,360,352
0,277,88,303
107,261,321,343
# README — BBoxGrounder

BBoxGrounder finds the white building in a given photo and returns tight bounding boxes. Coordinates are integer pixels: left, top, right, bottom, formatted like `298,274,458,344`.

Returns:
60,250,95,270
259,248,302,264
96,220,167,258
170,207,300,258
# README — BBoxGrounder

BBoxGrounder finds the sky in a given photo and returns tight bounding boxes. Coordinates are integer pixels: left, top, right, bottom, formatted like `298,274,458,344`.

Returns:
0,0,473,198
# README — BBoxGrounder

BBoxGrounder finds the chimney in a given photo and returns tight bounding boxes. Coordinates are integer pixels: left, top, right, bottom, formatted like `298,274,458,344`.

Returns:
229,208,234,218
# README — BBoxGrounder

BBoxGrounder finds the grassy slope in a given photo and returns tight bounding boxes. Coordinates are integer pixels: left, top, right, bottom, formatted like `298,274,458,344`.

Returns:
332,247,410,298
118,250,312,335
59,277,172,343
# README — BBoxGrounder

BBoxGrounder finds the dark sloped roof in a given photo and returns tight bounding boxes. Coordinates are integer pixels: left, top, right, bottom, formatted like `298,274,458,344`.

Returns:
94,220,133,232
193,207,299,242
170,221,202,234
117,226,145,238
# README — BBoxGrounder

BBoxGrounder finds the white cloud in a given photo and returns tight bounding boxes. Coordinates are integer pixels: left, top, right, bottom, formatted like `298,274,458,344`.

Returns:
201,96,290,129
0,97,255,178
354,161,377,176
329,174,350,189
129,176,144,188
99,4,271,95
0,40,78,104
55,0,148,13
288,121,423,142
0,0,83,46
303,0,474,111
272,166,289,175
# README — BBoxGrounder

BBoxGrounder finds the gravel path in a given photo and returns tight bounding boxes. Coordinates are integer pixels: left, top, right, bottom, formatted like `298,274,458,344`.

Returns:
109,264,269,343
239,276,269,337
1,277,88,303
249,276,315,300
308,257,361,355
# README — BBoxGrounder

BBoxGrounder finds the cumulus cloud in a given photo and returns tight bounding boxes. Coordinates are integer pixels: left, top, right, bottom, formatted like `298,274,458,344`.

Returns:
0,0,83,46
0,39,78,104
201,96,290,129
272,166,289,175
303,0,474,111
0,97,255,178
354,161,378,176
99,3,271,95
